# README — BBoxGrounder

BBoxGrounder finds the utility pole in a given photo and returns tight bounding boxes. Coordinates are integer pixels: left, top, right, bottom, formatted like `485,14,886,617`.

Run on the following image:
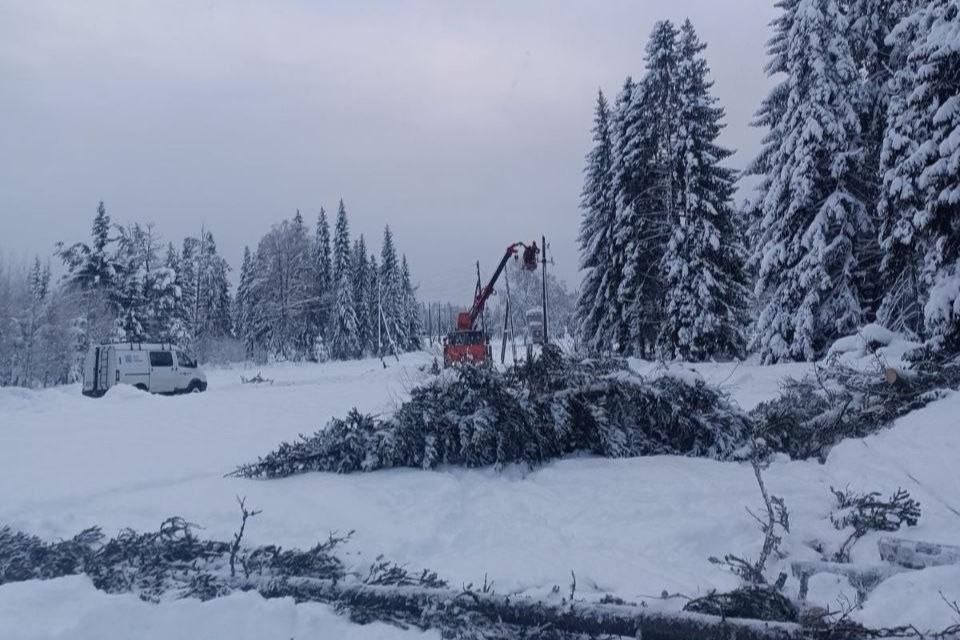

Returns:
377,278,383,358
541,235,548,345
427,302,433,345
195,224,204,340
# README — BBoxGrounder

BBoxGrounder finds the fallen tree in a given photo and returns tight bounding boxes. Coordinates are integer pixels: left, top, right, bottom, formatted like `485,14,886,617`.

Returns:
232,347,752,478
234,346,960,480
1,517,801,640
750,349,960,461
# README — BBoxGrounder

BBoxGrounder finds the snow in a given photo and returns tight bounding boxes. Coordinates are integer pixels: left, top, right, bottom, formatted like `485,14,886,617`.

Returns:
1,350,959,635
0,575,436,640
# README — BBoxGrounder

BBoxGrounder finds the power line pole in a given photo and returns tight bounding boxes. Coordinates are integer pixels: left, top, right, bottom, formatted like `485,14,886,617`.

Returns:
377,278,383,358
541,235,548,345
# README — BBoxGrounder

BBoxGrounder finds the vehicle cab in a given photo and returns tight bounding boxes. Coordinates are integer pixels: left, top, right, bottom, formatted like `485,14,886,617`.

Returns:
82,343,208,397
442,330,492,367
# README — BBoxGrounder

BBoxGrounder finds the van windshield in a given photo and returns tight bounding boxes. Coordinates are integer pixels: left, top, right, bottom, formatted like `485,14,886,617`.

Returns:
177,351,197,368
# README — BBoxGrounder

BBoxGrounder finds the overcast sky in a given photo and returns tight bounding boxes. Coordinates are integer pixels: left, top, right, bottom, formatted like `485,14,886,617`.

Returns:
0,0,777,301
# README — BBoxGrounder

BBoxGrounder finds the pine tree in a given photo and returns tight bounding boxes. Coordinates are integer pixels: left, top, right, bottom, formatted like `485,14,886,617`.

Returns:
615,22,681,356
605,76,642,353
312,208,333,351
352,236,370,354
656,20,749,361
876,2,929,336
367,252,380,355
328,201,360,359
400,254,421,349
179,236,199,338
56,201,119,293
234,246,255,355
749,0,869,363
880,0,960,351
847,0,918,320
288,210,314,356
378,225,405,353
164,242,190,343
197,231,232,341
576,90,618,352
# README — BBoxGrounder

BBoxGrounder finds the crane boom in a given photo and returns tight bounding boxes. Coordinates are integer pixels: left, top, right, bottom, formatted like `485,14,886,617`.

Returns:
444,239,538,367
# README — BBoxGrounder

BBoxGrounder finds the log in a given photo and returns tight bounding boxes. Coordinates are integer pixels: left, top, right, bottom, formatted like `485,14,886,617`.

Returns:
878,537,960,570
261,576,804,640
791,560,903,602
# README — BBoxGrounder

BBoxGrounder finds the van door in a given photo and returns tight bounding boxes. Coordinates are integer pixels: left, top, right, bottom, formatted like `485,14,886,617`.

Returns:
149,351,177,393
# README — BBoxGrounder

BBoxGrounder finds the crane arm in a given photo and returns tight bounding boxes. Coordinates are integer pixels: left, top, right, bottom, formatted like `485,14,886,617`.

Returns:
458,241,537,331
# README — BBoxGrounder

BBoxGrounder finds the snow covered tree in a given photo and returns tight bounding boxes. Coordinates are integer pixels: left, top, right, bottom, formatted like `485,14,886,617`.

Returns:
576,90,619,352
366,252,380,354
352,235,371,354
879,0,960,351
233,246,255,355
656,20,749,361
164,243,190,343
327,201,360,359
194,231,233,345
749,0,870,362
56,201,120,294
615,22,681,357
248,217,310,360
400,254,421,349
311,208,333,353
55,201,124,351
847,0,919,319
378,225,405,354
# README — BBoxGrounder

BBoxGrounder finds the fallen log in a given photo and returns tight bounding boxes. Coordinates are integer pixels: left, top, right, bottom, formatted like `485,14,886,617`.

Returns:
878,537,960,570
264,576,804,640
791,560,904,602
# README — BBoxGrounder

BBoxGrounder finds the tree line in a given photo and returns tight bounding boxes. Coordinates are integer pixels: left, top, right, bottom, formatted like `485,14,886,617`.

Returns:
233,201,421,362
0,199,421,387
577,1,960,363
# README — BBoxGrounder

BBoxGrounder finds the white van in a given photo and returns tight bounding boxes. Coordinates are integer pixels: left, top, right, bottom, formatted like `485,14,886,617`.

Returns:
82,343,208,397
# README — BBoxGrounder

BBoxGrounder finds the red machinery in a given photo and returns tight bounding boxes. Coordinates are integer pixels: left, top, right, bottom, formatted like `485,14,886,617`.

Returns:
443,241,539,367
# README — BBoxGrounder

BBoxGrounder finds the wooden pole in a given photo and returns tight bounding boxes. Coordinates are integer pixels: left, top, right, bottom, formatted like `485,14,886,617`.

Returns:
541,235,548,345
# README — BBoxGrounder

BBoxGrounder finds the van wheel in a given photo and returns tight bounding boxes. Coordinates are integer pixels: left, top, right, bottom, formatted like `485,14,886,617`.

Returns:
187,380,203,394
134,384,148,392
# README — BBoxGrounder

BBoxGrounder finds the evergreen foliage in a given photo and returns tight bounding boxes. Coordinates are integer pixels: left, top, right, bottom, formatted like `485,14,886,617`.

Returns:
328,202,361,360
879,0,960,352
657,20,749,360
576,20,747,360
576,90,618,352
233,347,752,478
749,0,869,363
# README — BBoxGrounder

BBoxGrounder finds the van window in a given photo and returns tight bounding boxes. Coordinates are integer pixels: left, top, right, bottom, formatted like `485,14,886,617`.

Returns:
149,351,174,367
177,351,197,368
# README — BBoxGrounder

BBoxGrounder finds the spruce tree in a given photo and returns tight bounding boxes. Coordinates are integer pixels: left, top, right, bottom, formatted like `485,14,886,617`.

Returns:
400,254,421,349
234,246,255,355
367,252,380,355
352,235,370,354
56,201,119,293
576,90,618,353
615,22,681,356
749,0,869,362
656,20,749,361
378,225,405,352
880,0,960,351
847,0,918,320
313,208,333,350
328,201,360,359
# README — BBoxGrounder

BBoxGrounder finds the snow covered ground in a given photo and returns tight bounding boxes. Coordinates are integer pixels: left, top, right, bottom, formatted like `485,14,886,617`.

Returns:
1,338,959,637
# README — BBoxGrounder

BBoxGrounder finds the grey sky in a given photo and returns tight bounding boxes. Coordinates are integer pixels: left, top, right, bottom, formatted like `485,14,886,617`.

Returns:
0,0,776,301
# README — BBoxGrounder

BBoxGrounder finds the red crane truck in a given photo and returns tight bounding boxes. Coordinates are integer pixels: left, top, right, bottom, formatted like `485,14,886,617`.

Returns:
443,241,539,367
